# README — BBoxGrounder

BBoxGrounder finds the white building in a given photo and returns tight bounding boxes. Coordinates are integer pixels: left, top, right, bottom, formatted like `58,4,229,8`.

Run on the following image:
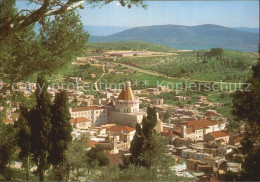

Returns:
69,106,107,127
180,119,226,142
181,149,212,160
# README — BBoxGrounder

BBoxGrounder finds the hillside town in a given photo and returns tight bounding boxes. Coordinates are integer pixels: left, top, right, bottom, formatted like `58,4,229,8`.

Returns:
1,0,259,181
0,57,245,180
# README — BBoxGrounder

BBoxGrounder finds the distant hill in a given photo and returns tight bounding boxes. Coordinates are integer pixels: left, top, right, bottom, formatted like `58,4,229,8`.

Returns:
84,25,130,36
232,27,259,34
88,41,175,52
89,24,259,51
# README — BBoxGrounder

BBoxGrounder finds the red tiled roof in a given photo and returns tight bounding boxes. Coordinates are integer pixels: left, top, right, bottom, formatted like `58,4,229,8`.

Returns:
106,126,135,133
172,129,181,136
186,127,194,134
88,140,98,147
172,127,194,135
184,119,224,129
233,137,244,144
161,130,178,138
2,117,13,124
71,106,104,112
70,117,90,124
161,130,169,134
209,130,230,139
205,111,222,117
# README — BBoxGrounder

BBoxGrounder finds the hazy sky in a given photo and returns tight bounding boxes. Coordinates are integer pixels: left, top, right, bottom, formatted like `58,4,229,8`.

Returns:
16,1,259,28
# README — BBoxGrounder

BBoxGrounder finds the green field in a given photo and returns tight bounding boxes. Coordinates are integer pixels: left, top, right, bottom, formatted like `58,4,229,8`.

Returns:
112,50,258,82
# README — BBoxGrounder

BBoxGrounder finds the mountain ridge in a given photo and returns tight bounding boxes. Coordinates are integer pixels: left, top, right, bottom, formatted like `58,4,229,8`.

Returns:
89,24,259,51
83,25,130,36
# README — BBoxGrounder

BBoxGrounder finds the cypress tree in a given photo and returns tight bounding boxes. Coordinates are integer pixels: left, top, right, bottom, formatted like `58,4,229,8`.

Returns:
29,73,52,181
16,106,31,181
129,106,158,167
124,106,174,179
48,90,72,167
129,123,143,166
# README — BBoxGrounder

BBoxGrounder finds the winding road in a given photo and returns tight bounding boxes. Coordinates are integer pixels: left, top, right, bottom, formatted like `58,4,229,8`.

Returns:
94,65,105,91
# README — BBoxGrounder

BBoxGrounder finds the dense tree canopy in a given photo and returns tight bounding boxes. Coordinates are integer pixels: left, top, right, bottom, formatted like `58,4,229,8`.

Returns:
17,74,74,181
0,0,145,84
205,48,224,58
122,106,175,179
0,123,18,181
232,48,260,181
0,0,145,41
0,0,89,84
86,144,110,167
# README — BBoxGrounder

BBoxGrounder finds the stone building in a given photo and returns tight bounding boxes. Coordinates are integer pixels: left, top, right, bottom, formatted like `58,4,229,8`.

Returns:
108,80,163,132
204,130,230,144
98,133,131,154
70,117,91,129
69,106,107,127
178,119,226,142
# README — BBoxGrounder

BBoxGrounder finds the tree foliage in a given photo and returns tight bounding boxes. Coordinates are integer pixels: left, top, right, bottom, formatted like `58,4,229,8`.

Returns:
121,106,175,179
128,106,157,167
0,0,146,41
86,144,110,167
0,123,18,181
29,73,52,181
0,0,88,84
15,109,32,181
232,48,260,181
48,90,72,167
56,138,88,181
0,0,145,84
99,163,189,181
205,48,224,58
50,137,91,181
17,74,73,181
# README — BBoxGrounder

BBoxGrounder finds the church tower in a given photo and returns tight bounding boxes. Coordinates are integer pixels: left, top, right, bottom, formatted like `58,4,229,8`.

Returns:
115,79,140,113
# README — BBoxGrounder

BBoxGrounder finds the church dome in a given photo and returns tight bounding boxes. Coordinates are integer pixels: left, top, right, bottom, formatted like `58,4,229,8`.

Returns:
118,81,136,101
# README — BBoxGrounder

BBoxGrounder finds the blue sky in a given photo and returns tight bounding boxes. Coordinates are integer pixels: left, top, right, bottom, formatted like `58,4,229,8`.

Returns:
16,1,259,28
